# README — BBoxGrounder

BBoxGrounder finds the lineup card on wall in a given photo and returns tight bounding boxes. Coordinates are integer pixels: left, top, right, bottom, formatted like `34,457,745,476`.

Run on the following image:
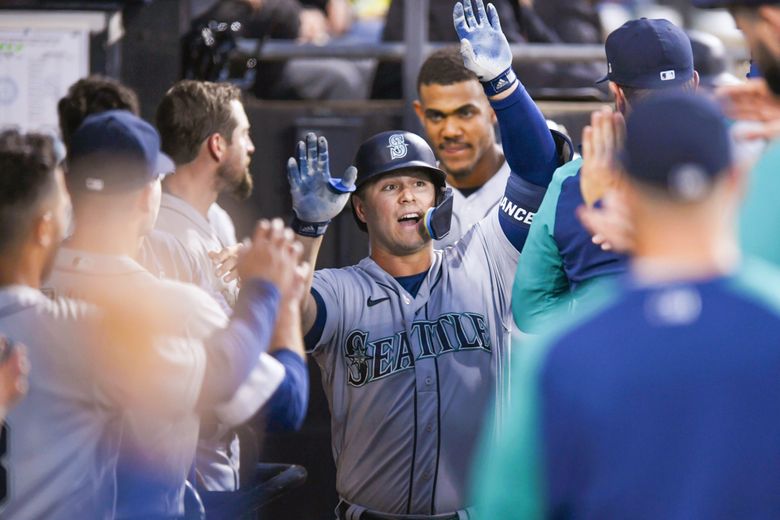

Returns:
0,28,88,134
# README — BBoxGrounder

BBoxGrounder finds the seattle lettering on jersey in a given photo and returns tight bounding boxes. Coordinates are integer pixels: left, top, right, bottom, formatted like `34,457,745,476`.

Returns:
343,312,491,387
499,196,535,225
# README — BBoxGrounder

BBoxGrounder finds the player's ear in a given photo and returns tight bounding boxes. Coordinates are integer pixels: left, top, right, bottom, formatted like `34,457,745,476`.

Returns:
137,181,160,215
352,194,368,226
35,211,56,248
759,5,780,30
610,82,628,115
205,132,225,162
413,100,425,126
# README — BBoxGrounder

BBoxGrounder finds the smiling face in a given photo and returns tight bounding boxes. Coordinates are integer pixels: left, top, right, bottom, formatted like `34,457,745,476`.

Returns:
414,80,498,185
353,170,438,256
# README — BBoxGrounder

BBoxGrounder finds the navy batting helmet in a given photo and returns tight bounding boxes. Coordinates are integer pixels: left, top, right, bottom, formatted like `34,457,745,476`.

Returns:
351,130,447,232
353,131,446,190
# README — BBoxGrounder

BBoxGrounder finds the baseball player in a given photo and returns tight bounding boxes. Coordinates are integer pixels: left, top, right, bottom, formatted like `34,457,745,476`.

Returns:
414,48,570,249
473,92,780,519
284,1,570,516
413,47,510,249
154,80,252,313
0,128,259,519
513,18,700,334
44,111,305,518
153,80,310,493
57,76,201,285
693,0,780,268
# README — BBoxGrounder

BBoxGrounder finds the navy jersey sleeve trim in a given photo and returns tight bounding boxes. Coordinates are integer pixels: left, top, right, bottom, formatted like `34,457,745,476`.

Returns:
490,83,559,187
197,279,280,410
498,175,549,251
263,349,309,432
304,287,327,352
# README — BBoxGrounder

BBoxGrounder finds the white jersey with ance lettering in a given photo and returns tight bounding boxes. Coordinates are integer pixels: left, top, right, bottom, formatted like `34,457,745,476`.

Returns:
434,160,510,250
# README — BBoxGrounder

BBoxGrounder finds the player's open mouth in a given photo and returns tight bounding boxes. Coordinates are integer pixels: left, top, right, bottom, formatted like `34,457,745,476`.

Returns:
397,212,422,227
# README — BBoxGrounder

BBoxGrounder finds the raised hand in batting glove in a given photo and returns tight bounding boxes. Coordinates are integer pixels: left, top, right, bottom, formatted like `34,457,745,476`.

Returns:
453,0,516,96
287,132,357,237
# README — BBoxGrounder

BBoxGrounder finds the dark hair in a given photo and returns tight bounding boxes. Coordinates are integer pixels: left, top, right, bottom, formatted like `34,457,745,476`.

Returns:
417,47,479,93
0,130,59,253
619,77,698,105
156,80,242,165
57,75,140,150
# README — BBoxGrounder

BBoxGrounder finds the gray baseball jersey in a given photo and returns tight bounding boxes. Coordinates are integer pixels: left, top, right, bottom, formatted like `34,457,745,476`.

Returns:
156,193,239,311
208,203,238,249
44,248,219,517
0,286,122,519
311,210,518,514
434,160,510,249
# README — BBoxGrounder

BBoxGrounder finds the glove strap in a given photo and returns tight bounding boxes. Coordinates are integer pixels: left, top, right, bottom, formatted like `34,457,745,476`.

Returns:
482,67,517,97
291,215,330,237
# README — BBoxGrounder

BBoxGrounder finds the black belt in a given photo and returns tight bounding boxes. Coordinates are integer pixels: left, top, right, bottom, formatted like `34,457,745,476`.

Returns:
336,500,462,520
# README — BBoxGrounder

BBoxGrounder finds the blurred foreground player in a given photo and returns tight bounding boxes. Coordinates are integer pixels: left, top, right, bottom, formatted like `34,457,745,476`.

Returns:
474,92,780,519
0,130,212,519
46,111,305,518
694,0,780,267
513,18,699,334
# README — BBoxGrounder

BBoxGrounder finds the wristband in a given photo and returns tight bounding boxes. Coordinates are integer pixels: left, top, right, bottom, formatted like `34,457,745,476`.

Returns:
482,67,517,97
291,215,330,237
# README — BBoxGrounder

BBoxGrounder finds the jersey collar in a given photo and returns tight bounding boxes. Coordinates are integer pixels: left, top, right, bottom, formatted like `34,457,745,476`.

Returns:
358,253,445,309
159,192,215,238
53,247,148,277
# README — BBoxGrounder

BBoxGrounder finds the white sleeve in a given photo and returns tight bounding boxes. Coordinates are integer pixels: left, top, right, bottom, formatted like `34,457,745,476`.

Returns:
211,352,286,427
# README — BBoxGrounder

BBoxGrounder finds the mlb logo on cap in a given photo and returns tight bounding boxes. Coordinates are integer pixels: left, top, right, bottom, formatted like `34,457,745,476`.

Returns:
660,70,676,81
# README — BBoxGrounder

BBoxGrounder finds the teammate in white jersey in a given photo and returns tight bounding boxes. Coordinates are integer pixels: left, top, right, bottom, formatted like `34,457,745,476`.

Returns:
45,111,306,518
154,80,254,312
414,47,510,249
154,80,310,492
414,48,571,250
285,2,571,516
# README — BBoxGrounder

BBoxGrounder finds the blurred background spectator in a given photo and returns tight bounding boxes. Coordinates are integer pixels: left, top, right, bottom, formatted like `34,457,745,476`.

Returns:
187,0,367,99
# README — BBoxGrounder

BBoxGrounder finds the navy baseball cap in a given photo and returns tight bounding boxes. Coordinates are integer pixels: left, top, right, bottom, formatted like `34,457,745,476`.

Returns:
597,19,694,89
694,0,780,7
68,110,175,193
620,92,732,200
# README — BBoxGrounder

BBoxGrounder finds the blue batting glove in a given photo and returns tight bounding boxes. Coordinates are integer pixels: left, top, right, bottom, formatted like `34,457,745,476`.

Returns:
287,133,357,236
453,0,516,96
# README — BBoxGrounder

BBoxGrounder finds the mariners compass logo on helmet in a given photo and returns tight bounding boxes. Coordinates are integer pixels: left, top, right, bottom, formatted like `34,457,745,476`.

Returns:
387,134,408,160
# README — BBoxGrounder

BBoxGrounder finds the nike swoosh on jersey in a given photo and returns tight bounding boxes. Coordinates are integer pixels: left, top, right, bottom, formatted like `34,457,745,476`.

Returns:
366,296,390,307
